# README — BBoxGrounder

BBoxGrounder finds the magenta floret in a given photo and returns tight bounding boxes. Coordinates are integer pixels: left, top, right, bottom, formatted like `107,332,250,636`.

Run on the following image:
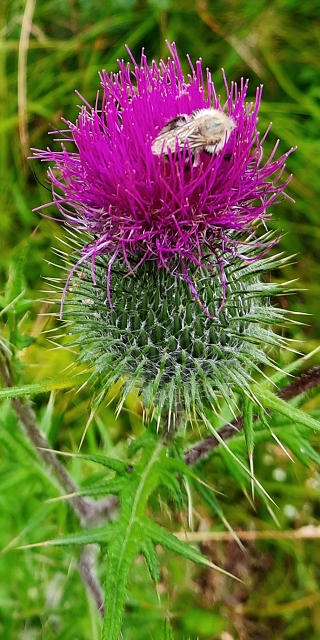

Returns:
33,42,294,296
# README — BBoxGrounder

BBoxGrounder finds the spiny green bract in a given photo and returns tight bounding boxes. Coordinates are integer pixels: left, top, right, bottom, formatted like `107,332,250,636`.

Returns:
63,233,290,431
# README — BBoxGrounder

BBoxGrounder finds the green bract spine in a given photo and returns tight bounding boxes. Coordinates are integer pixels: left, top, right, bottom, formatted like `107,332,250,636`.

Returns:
64,234,291,430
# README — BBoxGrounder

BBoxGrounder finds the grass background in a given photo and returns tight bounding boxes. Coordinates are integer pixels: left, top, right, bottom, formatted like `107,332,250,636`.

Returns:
1,0,320,638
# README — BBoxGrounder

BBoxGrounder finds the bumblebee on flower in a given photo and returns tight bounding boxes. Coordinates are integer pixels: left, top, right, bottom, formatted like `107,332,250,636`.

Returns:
34,42,292,289
151,108,236,166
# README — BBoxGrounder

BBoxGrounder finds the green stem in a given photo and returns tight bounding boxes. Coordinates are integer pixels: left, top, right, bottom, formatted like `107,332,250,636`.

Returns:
102,435,165,640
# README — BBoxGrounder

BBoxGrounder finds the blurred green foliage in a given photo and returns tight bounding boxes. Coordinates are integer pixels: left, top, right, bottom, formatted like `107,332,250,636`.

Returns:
1,0,320,638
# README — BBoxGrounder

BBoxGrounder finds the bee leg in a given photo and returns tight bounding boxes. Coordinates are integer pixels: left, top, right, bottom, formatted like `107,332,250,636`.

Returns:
192,150,200,167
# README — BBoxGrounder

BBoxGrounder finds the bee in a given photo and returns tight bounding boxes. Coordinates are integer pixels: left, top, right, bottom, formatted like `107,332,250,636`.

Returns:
151,108,236,166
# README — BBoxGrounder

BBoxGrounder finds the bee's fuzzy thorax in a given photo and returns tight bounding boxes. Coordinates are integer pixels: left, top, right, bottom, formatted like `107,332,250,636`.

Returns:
192,107,235,126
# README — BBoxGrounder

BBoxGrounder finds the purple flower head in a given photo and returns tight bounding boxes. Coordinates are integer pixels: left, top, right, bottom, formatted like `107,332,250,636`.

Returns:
33,42,294,311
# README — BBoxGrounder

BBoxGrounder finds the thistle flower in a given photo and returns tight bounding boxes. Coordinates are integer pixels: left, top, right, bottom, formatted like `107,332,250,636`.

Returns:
33,43,294,430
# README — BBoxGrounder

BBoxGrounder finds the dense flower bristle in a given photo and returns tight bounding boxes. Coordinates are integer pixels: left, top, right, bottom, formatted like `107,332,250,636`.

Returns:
33,42,294,293
64,237,291,429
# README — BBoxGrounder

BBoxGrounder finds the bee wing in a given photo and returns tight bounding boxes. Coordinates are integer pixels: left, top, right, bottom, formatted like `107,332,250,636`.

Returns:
188,130,225,151
151,130,177,154
152,120,199,155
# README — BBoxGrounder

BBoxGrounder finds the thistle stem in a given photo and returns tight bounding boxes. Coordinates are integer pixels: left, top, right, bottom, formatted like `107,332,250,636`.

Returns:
79,545,105,619
184,367,320,466
102,435,165,640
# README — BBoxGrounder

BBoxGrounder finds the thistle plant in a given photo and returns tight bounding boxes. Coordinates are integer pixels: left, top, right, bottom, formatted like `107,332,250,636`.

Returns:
34,42,294,430
27,42,320,639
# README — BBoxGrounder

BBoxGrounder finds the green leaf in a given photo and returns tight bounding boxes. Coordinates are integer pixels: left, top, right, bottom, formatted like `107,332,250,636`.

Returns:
0,374,88,399
276,425,320,467
103,520,143,640
127,431,158,459
14,335,36,350
219,446,247,492
5,242,28,304
143,520,239,579
17,524,114,549
102,437,165,640
163,456,205,481
257,409,294,462
159,470,185,508
195,481,244,549
77,478,124,497
257,389,320,432
140,537,160,583
73,453,129,475
200,412,276,505
242,395,255,498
